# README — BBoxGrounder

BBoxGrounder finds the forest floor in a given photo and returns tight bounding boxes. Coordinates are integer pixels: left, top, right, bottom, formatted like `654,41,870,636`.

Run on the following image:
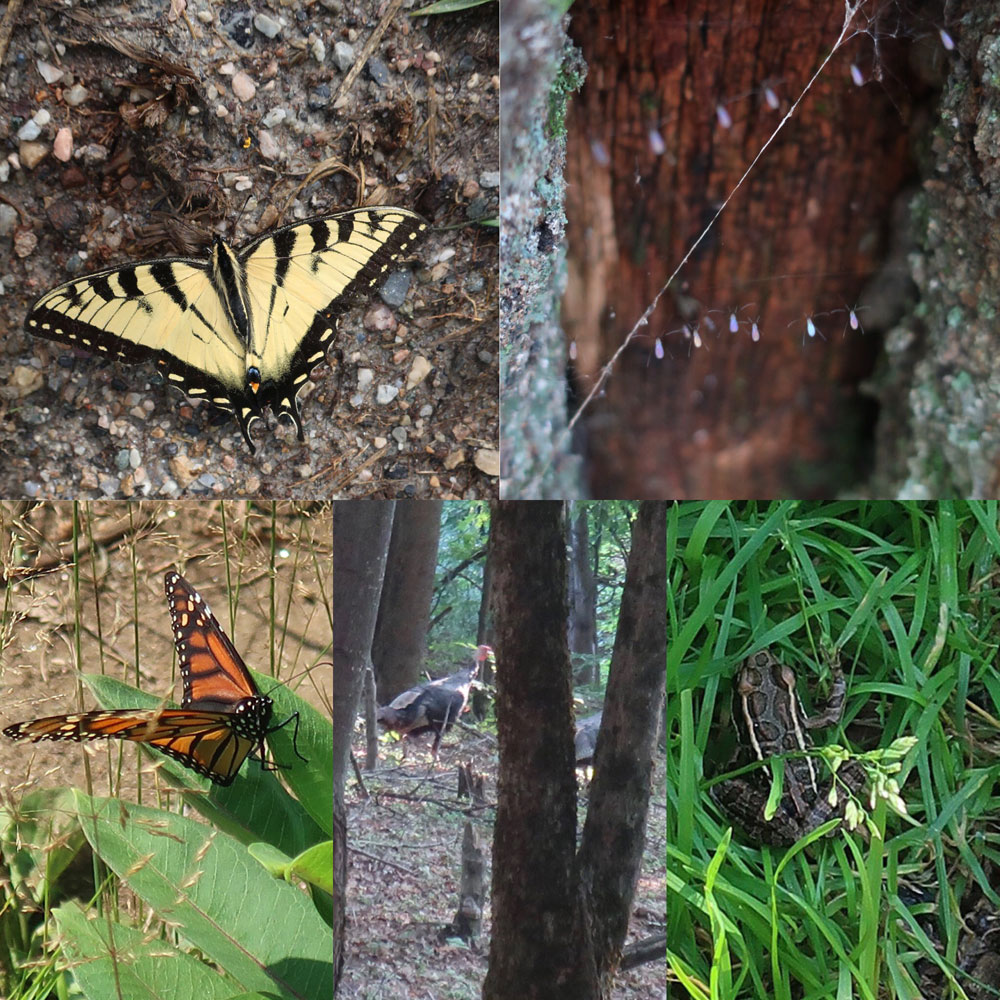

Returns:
342,725,666,999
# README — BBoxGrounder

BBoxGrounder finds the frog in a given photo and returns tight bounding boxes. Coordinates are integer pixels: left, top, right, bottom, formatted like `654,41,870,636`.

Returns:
710,648,866,846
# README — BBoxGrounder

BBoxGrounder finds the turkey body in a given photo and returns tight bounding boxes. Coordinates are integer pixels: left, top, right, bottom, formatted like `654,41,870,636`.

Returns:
575,711,602,766
377,645,492,758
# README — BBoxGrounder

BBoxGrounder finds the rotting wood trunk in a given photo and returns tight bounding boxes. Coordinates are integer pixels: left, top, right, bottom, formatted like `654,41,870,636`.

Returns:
564,0,912,497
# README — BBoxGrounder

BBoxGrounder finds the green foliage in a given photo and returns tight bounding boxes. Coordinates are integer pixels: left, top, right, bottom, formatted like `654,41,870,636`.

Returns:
412,0,494,13
432,501,637,680
432,502,491,653
668,500,1000,997
1,781,333,1000
81,672,331,852
71,791,331,997
580,500,637,666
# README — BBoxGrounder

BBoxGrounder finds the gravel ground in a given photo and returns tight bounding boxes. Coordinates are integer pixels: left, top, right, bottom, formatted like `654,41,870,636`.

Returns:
0,0,498,498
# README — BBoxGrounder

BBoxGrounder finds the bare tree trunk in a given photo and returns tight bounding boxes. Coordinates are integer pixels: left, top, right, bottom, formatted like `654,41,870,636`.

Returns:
872,0,1000,495
333,500,395,994
372,501,442,700
575,501,666,992
484,501,587,998
564,0,911,496
484,500,665,997
568,503,597,681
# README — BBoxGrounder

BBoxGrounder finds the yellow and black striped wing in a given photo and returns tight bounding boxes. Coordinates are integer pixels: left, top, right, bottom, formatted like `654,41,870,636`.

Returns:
24,256,250,413
237,207,427,440
24,206,426,453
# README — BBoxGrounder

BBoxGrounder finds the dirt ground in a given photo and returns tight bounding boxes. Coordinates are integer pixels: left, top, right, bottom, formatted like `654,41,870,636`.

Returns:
0,3,498,498
341,723,666,998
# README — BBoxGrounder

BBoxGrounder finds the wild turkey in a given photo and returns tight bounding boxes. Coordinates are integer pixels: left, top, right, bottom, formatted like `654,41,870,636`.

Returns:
377,645,492,758
575,711,602,767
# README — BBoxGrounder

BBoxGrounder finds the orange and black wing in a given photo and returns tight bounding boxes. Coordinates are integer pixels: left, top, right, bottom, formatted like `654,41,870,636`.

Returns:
2,708,258,785
164,572,261,711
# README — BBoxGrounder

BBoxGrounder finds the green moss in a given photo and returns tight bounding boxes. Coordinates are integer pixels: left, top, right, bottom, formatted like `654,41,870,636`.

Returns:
546,42,586,139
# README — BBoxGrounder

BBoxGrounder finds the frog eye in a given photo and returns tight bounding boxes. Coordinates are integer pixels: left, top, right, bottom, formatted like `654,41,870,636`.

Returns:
779,663,797,689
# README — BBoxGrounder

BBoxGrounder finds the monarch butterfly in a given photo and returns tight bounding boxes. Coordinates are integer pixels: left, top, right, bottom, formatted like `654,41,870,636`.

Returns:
2,572,305,786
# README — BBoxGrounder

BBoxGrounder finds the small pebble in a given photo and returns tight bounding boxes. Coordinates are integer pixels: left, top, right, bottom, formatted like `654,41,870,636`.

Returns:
0,205,19,236
254,13,281,38
233,71,257,103
257,130,280,160
366,56,389,85
474,448,500,477
17,120,41,142
333,42,354,73
406,355,432,390
376,384,399,405
53,127,73,162
36,59,64,84
379,271,411,308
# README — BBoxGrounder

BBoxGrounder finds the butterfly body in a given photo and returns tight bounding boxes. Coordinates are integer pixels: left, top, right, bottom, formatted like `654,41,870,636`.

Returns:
2,572,303,786
25,207,427,453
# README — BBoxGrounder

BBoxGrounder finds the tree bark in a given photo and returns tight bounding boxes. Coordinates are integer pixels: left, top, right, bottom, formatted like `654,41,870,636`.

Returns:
484,500,665,998
872,0,1000,495
564,0,911,497
333,500,395,994
372,501,442,701
498,0,586,497
484,501,585,998
575,501,666,992
568,503,597,680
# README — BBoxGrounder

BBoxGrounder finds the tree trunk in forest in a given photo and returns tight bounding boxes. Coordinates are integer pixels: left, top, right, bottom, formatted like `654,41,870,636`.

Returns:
372,501,442,700
479,530,495,658
870,0,1000,495
484,501,587,998
333,501,395,995
574,501,666,992
564,0,913,497
568,504,597,681
484,500,665,998
499,0,586,498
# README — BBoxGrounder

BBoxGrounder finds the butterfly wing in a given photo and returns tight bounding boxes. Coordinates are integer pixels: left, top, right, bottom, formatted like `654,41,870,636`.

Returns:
163,571,262,712
2,574,285,786
238,207,427,439
25,207,425,452
24,255,263,431
2,708,258,786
